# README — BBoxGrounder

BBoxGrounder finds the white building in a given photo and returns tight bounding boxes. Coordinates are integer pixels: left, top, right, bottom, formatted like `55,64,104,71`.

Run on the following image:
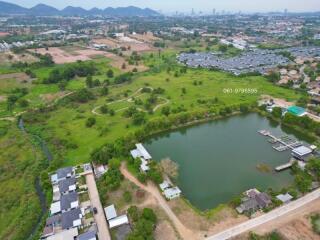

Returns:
108,215,129,229
130,143,152,172
164,187,182,200
104,204,117,221
276,193,293,204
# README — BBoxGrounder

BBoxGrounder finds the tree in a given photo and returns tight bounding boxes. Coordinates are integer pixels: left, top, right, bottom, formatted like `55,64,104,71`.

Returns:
132,112,146,125
218,44,228,52
161,106,171,116
272,107,282,119
18,99,29,108
128,206,139,222
100,86,109,96
142,208,157,224
106,69,114,78
160,158,179,179
86,117,96,127
86,75,93,88
100,105,109,114
7,95,18,111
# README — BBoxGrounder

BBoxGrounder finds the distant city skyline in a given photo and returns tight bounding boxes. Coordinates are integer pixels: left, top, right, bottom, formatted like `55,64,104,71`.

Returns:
4,0,320,13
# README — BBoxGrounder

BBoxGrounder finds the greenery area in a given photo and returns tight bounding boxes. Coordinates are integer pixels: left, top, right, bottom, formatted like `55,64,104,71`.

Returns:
0,47,313,240
127,206,157,240
249,231,284,240
0,121,45,240
311,214,320,235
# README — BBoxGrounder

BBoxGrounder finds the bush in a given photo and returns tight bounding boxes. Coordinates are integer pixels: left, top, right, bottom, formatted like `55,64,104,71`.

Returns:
123,191,132,203
86,117,96,127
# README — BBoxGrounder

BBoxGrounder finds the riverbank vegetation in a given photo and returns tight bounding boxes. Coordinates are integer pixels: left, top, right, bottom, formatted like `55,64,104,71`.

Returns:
0,49,308,239
0,121,45,240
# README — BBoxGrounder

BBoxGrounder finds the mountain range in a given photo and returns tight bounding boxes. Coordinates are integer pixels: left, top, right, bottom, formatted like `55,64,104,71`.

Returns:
0,1,160,16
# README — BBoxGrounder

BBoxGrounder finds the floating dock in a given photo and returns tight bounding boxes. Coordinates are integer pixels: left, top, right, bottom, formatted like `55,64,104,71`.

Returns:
258,130,302,152
275,159,296,172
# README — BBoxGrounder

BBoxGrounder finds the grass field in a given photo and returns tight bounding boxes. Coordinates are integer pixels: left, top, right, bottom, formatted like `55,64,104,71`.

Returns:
0,49,305,240
23,66,301,166
0,121,43,240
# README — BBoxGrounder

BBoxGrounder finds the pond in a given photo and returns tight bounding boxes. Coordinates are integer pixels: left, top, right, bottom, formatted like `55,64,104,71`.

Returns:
144,113,307,210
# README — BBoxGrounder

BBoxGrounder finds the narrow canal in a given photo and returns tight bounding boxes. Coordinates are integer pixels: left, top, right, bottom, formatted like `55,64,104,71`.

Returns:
145,113,309,210
19,119,50,240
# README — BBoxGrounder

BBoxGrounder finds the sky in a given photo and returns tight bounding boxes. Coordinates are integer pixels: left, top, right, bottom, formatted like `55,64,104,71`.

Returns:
5,0,320,13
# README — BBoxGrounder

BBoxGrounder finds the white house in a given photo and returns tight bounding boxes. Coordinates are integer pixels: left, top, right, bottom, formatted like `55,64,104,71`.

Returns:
108,215,129,229
104,204,117,221
130,143,152,172
164,187,182,200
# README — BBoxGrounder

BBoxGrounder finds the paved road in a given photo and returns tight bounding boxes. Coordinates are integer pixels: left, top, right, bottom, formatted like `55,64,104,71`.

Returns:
120,163,196,240
86,173,111,240
207,188,320,240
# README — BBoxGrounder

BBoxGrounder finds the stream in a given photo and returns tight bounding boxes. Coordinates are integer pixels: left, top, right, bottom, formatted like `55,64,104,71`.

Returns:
19,118,51,240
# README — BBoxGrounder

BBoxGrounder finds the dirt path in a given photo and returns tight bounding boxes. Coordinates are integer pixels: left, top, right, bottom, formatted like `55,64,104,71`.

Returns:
92,87,170,115
86,172,111,240
120,163,197,240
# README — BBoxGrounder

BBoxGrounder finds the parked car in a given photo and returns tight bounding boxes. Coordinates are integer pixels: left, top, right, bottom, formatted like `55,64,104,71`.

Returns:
93,207,98,214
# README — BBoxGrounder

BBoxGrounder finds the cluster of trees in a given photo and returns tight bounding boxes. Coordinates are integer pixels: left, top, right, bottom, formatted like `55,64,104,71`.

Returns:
44,61,97,84
123,107,147,125
97,159,123,205
127,206,157,240
68,88,95,103
282,112,320,137
114,72,133,84
6,87,29,111
12,53,54,70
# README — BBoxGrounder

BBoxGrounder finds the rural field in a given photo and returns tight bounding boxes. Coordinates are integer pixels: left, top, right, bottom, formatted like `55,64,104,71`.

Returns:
0,47,304,239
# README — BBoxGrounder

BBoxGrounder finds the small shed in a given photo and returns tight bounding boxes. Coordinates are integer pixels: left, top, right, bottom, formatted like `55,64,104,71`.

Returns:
108,215,129,229
276,193,293,204
104,204,117,221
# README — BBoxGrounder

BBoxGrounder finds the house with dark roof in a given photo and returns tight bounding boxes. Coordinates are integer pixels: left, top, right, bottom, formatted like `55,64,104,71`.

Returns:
236,190,272,214
61,192,79,212
255,192,272,208
51,167,74,184
58,177,77,195
78,230,97,240
61,208,82,230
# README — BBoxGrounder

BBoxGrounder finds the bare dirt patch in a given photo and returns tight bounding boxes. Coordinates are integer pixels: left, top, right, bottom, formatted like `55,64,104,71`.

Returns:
0,51,38,65
0,72,31,82
252,198,320,239
169,199,248,238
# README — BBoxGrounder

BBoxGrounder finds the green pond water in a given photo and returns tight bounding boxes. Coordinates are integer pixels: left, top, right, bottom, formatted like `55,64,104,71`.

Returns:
144,113,308,210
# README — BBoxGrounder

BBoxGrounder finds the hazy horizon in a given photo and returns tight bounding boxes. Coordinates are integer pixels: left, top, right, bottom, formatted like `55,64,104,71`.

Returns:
4,0,320,13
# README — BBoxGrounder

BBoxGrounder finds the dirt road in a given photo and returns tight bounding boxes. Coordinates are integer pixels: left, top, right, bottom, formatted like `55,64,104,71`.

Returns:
86,173,111,240
207,188,320,240
120,163,197,240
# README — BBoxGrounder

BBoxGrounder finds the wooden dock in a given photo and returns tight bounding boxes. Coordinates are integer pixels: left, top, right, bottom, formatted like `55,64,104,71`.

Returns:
275,159,296,172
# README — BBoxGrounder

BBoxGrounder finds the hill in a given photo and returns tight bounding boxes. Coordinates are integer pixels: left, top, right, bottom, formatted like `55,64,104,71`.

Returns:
0,1,160,16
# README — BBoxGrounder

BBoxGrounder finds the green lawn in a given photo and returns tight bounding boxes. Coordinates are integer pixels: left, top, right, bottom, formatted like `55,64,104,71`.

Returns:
24,67,301,166
0,121,43,240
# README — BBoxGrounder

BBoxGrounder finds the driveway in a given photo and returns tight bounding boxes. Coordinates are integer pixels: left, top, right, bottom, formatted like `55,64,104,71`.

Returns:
207,188,320,240
120,163,196,240
86,173,111,240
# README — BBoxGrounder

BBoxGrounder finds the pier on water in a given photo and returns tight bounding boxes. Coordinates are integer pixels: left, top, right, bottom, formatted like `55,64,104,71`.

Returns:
258,130,302,152
258,130,301,171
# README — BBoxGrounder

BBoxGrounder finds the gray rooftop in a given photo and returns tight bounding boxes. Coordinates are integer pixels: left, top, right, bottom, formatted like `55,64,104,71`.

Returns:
61,192,78,211
57,167,73,179
58,177,76,193
78,230,97,240
61,208,81,229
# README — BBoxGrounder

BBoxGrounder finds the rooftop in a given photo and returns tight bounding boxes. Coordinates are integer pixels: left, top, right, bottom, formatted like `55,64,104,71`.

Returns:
58,177,76,193
61,207,82,229
104,204,117,220
292,146,313,157
60,192,78,211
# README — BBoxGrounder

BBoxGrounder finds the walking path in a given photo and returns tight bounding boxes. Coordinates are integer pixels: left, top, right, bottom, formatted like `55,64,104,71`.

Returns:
92,87,170,115
207,188,320,240
85,173,111,240
120,163,195,240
